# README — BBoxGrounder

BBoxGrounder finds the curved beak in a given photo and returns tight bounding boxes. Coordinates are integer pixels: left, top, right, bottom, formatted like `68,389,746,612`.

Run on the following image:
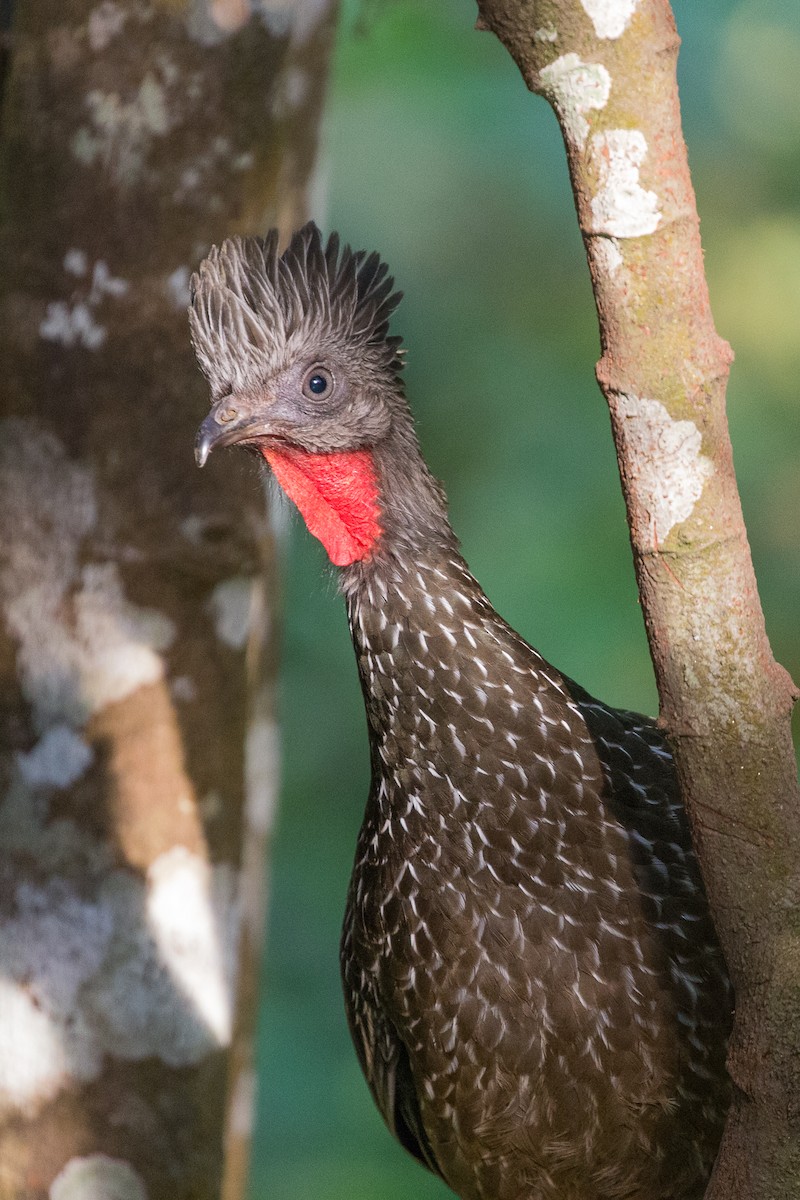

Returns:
195,397,266,467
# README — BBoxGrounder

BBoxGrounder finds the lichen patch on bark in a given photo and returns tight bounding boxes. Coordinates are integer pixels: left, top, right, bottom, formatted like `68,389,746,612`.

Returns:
613,393,713,545
0,881,114,1114
71,72,175,182
580,0,641,39
87,4,130,54
0,981,73,1115
40,256,129,350
245,716,279,837
145,846,239,1049
39,300,107,349
0,850,240,1118
206,577,254,650
49,1154,147,1200
81,855,239,1066
16,724,95,790
588,129,661,237
592,234,624,276
0,420,176,731
165,265,192,308
75,563,177,711
539,53,611,148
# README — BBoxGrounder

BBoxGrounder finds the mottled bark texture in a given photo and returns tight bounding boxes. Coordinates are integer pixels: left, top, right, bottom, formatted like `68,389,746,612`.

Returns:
474,1,800,1197
0,1,337,1198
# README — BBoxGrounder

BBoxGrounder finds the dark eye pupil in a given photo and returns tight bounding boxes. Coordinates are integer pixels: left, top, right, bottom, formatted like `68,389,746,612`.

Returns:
308,373,328,395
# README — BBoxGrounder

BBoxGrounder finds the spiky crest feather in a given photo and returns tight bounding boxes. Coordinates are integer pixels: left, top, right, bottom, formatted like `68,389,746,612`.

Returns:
189,222,404,400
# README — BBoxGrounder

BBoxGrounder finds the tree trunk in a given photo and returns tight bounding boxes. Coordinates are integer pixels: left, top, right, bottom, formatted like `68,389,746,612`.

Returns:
0,2,338,1198
474,1,800,1197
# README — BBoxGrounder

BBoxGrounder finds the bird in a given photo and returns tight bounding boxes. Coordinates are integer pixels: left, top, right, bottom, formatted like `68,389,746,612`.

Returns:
191,223,732,1200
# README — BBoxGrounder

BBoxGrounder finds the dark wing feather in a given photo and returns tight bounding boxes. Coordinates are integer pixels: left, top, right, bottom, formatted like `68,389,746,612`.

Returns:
387,1039,444,1176
341,889,444,1179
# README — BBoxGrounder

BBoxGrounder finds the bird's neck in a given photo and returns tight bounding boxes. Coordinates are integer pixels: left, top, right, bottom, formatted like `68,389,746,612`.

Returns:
345,542,490,742
366,407,460,566
264,410,458,571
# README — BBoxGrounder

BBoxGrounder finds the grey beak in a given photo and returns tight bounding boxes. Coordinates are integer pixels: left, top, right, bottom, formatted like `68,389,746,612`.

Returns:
194,399,258,467
195,416,215,468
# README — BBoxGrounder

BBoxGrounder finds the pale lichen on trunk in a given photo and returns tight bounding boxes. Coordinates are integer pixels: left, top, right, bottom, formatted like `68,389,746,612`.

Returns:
0,0,338,1197
475,0,800,1196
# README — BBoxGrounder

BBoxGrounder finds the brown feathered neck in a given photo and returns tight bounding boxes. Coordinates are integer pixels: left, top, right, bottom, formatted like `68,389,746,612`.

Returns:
341,408,460,585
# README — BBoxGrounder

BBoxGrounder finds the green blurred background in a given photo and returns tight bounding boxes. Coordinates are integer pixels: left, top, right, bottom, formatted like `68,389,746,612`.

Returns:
249,2,800,1196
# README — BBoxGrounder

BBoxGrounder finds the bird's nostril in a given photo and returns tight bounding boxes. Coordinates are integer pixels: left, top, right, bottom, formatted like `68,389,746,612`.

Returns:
218,407,238,424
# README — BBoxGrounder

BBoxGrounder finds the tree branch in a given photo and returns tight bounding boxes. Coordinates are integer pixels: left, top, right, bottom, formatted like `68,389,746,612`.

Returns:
474,1,800,1195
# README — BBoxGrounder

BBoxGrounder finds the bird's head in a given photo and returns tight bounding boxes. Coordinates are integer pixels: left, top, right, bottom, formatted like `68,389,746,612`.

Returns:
191,223,407,567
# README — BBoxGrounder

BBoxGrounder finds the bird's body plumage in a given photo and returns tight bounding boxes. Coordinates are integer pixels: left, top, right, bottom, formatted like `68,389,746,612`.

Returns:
191,224,732,1200
342,544,730,1200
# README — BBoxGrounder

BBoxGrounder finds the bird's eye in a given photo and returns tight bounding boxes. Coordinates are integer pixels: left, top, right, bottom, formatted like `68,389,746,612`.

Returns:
302,366,334,400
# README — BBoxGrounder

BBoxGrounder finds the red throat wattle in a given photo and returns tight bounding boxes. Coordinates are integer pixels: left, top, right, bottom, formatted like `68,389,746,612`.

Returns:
262,444,382,567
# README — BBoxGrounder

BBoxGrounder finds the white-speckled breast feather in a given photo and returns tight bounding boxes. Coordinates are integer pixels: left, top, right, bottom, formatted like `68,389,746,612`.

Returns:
341,553,731,1200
